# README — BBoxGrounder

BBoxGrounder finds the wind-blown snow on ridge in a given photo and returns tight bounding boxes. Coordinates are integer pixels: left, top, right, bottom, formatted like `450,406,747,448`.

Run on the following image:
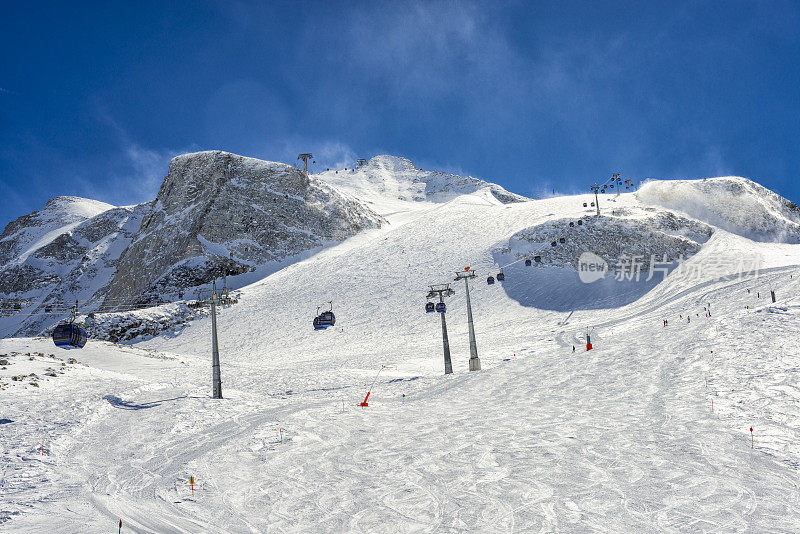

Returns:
637,176,800,243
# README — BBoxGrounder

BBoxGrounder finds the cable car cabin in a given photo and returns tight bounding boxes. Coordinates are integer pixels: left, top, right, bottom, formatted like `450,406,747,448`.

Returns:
577,220,583,226
559,237,566,244
551,241,557,247
497,272,505,281
569,221,575,227
601,189,605,193
313,316,327,330
583,202,588,207
14,303,21,310
435,302,446,313
52,323,87,349
534,255,542,263
525,259,532,266
425,302,435,313
318,311,335,327
487,276,495,285
590,202,595,207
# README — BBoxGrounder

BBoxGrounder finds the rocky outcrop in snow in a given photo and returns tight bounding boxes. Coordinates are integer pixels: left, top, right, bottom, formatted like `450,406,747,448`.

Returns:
503,210,713,274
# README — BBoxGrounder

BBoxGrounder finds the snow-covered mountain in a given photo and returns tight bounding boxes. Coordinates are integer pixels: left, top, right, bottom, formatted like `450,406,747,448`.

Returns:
102,151,386,308
0,152,527,338
3,164,800,531
0,197,150,337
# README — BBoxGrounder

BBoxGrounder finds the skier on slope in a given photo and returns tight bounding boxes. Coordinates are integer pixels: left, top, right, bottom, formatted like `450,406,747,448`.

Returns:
572,345,575,353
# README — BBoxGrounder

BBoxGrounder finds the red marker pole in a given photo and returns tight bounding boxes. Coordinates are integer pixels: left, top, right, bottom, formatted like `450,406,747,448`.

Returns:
750,427,754,449
402,394,405,405
119,519,122,533
280,428,283,443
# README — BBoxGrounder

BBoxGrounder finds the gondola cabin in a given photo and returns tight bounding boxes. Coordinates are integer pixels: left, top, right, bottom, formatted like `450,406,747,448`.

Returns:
551,241,557,247
425,302,435,313
435,302,446,313
313,316,327,330
577,220,583,226
487,276,495,285
319,310,335,327
559,237,566,244
525,259,532,266
52,323,87,349
569,221,574,227
534,255,542,263
583,202,588,207
496,272,505,281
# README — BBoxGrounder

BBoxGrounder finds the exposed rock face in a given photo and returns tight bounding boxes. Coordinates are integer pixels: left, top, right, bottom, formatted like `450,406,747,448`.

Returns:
103,151,385,307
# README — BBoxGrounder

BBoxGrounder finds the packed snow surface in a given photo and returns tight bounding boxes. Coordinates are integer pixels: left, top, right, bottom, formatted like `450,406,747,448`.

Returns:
2,177,800,532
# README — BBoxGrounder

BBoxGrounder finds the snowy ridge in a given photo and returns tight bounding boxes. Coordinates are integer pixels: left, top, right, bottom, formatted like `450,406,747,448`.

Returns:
637,176,800,243
316,155,528,215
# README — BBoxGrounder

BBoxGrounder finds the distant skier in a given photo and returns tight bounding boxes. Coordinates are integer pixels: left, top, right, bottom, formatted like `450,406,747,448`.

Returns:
757,292,760,298
687,316,690,323
572,345,575,353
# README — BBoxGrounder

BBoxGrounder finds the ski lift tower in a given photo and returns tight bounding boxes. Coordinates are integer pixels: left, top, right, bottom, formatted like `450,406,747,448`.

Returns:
195,279,225,399
590,183,601,216
454,268,481,371
297,153,313,174
427,283,455,374
612,172,622,197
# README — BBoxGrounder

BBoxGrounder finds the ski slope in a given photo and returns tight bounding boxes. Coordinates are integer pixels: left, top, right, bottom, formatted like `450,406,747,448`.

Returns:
3,183,800,532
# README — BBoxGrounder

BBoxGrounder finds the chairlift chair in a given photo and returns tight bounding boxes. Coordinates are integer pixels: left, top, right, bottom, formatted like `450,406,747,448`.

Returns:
45,305,52,313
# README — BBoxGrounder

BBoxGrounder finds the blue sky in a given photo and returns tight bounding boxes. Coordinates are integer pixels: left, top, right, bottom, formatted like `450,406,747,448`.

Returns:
2,1,799,229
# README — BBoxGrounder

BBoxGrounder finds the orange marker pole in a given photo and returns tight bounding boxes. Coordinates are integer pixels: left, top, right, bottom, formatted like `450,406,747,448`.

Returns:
189,476,195,496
